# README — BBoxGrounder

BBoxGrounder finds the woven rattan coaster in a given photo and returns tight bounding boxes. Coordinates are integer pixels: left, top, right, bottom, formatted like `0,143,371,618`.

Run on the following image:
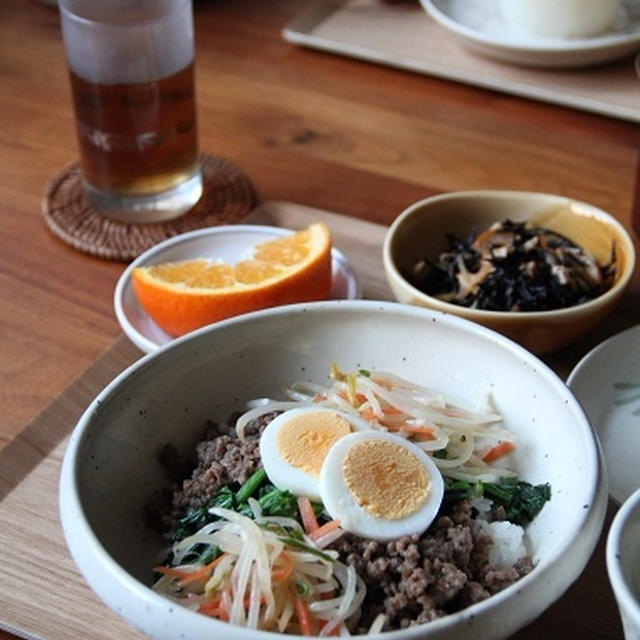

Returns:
42,152,258,261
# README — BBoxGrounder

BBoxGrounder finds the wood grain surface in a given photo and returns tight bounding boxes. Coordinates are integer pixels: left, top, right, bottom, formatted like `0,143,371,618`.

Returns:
285,0,640,122
1,0,639,638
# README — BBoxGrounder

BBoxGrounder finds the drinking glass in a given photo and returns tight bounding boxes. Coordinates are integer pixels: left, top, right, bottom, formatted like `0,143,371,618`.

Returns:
59,0,202,223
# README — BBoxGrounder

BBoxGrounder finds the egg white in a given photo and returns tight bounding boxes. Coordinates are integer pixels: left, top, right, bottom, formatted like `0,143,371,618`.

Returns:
259,407,370,501
319,431,444,542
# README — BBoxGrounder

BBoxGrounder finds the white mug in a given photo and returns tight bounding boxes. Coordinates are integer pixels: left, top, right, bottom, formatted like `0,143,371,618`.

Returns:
607,487,640,639
500,0,621,39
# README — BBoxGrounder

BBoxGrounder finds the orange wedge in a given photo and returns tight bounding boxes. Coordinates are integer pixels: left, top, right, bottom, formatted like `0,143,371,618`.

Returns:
131,223,332,337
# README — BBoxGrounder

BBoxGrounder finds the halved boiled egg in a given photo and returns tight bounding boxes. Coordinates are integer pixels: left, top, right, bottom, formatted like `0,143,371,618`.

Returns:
319,431,444,542
259,408,370,501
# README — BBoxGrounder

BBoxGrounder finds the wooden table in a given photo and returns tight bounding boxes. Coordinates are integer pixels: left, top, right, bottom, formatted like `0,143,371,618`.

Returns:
0,0,638,638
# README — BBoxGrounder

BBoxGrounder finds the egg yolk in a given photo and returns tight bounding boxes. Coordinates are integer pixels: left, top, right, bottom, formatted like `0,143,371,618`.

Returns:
342,440,430,519
276,411,352,477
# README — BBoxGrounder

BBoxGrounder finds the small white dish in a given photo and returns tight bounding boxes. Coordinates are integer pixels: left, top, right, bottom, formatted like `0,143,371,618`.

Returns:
114,225,361,353
420,0,640,67
607,487,640,639
567,324,640,504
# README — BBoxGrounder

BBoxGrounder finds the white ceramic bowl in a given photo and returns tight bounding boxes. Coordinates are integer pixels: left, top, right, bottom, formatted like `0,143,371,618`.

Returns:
420,0,640,68
383,190,635,355
59,300,607,640
607,487,640,639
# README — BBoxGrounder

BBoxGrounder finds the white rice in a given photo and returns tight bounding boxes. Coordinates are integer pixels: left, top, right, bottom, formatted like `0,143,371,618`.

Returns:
478,520,527,570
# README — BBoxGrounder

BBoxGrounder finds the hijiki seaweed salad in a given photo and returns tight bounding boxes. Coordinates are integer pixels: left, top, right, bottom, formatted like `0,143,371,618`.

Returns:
408,219,615,312
148,365,551,635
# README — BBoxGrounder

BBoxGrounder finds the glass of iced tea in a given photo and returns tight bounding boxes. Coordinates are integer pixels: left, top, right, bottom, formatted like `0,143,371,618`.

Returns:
59,0,202,223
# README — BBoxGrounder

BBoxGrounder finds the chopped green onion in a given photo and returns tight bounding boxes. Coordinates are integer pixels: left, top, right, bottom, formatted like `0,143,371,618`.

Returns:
292,579,312,598
235,468,266,504
258,487,299,518
279,537,335,562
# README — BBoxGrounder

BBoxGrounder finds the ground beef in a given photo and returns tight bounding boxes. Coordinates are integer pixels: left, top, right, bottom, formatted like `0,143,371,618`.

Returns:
146,412,279,532
147,412,534,632
329,501,532,632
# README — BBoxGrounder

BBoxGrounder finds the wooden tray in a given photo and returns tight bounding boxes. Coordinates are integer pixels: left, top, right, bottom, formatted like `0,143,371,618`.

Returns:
283,0,640,123
0,202,624,639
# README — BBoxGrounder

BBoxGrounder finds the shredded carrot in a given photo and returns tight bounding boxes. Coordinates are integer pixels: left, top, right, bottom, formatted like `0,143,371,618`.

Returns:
179,553,228,586
360,409,379,422
153,565,192,581
199,594,257,622
198,599,222,617
154,554,228,585
174,553,228,586
308,519,341,542
361,411,438,441
294,596,314,636
199,598,221,612
271,551,294,582
216,584,232,621
371,377,395,389
361,406,409,424
298,496,319,534
412,431,435,442
482,441,516,463
217,605,230,622
338,390,367,406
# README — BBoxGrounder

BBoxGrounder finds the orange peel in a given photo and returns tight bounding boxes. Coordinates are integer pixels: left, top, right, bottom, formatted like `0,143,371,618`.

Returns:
131,223,332,337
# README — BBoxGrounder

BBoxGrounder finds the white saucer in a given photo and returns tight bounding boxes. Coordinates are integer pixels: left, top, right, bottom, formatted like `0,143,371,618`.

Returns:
114,225,361,353
567,325,640,504
421,0,640,67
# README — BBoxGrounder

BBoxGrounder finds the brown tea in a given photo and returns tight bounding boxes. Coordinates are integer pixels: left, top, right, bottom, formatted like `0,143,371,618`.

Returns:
69,63,198,197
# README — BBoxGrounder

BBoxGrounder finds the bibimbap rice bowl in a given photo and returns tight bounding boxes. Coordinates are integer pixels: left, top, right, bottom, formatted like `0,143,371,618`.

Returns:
59,301,607,640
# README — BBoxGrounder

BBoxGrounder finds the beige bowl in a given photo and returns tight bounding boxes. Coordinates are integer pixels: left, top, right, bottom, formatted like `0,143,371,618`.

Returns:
382,190,635,354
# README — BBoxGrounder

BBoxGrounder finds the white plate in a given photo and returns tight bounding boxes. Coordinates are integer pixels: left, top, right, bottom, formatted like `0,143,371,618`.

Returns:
567,324,640,504
114,225,361,353
420,0,640,67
